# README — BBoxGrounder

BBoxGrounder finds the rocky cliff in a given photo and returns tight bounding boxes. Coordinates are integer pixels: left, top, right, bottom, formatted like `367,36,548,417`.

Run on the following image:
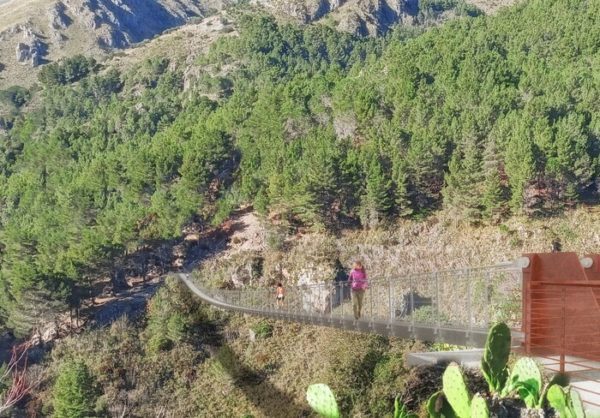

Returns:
0,0,233,87
0,0,517,88
253,0,419,36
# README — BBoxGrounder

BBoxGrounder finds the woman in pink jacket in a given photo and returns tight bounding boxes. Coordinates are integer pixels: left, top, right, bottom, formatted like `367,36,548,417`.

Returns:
349,261,368,320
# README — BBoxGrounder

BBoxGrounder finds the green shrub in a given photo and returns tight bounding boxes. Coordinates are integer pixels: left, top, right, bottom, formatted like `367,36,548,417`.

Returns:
144,278,199,354
266,225,287,251
52,361,99,418
0,86,31,108
251,321,273,339
166,312,187,343
38,55,97,86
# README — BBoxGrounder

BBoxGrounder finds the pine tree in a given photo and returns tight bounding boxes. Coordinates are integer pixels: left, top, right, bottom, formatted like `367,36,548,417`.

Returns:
504,120,536,213
360,155,393,228
295,132,340,227
553,113,594,205
442,151,464,217
392,158,413,218
53,361,98,418
405,136,445,212
481,140,505,220
442,138,484,222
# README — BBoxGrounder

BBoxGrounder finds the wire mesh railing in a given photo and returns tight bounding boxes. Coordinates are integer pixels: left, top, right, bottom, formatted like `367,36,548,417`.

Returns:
178,253,600,410
183,261,524,346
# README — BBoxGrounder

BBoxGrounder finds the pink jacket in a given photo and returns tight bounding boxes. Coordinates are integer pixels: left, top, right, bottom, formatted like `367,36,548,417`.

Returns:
349,269,368,290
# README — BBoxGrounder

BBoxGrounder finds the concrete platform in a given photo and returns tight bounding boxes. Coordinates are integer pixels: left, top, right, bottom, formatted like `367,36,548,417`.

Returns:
406,349,483,368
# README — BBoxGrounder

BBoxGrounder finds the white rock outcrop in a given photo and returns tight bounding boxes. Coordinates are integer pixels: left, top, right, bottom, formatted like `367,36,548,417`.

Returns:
297,268,334,314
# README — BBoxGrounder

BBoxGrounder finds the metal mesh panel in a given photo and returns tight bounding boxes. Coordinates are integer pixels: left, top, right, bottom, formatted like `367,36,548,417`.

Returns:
185,262,524,345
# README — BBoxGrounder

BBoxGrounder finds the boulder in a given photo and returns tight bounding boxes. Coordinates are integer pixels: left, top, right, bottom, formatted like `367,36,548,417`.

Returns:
48,2,72,30
184,233,200,243
15,42,42,67
298,269,333,314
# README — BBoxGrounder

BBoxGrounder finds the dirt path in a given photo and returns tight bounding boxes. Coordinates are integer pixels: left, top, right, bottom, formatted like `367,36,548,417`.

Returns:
90,209,264,328
90,278,164,328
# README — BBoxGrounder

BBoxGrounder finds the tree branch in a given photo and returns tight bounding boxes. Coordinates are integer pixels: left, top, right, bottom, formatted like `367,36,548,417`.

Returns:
0,341,40,414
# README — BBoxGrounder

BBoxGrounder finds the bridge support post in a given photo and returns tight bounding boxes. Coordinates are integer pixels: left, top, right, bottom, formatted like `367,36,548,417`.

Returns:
467,270,472,346
560,287,566,374
409,275,415,338
435,272,440,337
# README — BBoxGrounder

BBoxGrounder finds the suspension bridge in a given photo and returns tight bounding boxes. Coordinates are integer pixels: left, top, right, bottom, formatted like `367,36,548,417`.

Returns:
177,252,600,409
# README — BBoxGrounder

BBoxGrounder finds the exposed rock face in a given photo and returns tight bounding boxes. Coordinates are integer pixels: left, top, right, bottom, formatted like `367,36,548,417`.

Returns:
1,0,213,72
252,0,418,36
0,0,217,79
48,1,71,30
297,267,335,314
14,28,45,67
58,0,206,48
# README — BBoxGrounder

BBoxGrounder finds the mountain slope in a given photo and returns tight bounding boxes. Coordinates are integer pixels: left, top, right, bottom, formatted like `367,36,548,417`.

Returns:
0,0,519,89
1,0,599,338
0,0,231,88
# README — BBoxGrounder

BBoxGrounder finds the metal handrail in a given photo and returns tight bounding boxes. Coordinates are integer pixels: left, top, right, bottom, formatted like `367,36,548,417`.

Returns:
176,260,525,348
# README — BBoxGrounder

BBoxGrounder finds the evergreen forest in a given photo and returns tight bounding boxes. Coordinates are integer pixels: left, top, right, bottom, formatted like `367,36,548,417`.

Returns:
0,0,599,341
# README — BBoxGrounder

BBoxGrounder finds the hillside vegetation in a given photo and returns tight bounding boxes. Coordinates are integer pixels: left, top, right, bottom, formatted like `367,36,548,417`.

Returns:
0,0,599,414
1,0,599,337
11,207,600,416
0,0,517,89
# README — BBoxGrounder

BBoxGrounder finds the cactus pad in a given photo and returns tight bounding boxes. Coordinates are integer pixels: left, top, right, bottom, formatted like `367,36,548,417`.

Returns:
427,391,457,418
547,384,568,417
470,394,489,418
306,384,340,418
481,323,511,393
504,357,542,402
443,363,471,418
569,388,586,418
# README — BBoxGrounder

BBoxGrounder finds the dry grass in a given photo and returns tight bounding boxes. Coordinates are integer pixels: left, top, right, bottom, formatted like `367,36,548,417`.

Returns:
0,0,108,89
104,15,237,80
467,0,522,14
194,207,600,290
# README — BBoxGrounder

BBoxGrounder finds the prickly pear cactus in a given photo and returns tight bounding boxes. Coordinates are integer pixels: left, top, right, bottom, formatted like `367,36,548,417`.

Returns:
547,384,569,417
394,396,417,418
504,357,542,404
443,363,471,418
427,391,443,418
427,391,456,418
306,384,340,418
481,323,511,393
395,396,402,418
569,388,586,418
470,394,489,418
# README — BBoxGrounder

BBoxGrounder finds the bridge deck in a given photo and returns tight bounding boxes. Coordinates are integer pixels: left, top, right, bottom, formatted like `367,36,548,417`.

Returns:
177,262,523,348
